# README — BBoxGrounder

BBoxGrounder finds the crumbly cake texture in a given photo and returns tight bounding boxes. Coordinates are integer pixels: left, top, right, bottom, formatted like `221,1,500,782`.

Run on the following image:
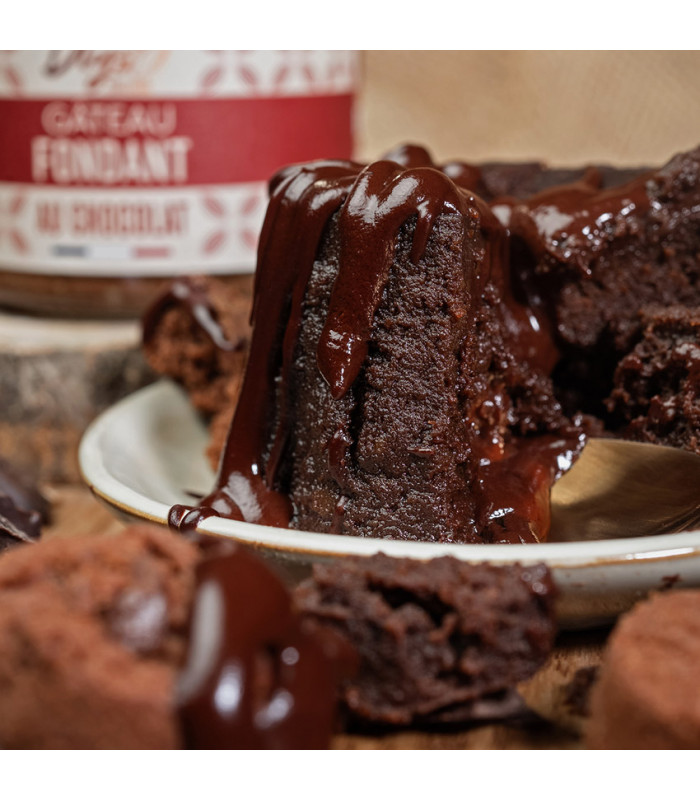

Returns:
607,305,700,454
293,554,557,727
0,525,198,749
145,144,700,545
142,160,645,436
586,590,700,749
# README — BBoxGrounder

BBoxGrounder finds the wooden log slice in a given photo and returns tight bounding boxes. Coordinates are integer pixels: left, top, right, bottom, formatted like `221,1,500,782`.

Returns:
0,311,154,484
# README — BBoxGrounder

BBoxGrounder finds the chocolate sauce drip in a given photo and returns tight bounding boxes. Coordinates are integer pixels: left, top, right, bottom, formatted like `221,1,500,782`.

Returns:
142,277,243,354
318,160,484,398
475,431,586,544
170,161,360,532
176,547,337,749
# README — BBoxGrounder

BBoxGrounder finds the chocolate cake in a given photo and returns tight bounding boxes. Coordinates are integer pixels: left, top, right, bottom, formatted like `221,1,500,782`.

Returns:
383,144,647,203
586,590,700,749
294,554,557,727
607,305,700,454
150,142,700,547
168,147,585,545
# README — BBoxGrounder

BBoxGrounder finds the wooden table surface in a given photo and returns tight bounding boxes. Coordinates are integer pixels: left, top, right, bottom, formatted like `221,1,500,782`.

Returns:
42,483,604,750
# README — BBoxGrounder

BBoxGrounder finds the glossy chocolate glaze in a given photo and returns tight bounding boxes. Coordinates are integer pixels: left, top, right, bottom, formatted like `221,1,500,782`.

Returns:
169,145,580,542
508,167,654,276
475,431,585,543
176,546,337,749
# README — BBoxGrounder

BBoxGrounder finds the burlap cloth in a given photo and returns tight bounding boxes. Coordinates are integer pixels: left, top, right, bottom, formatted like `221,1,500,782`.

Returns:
359,51,700,166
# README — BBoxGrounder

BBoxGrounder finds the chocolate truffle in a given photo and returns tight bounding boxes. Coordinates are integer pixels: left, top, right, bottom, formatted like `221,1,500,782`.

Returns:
0,525,198,748
586,590,700,749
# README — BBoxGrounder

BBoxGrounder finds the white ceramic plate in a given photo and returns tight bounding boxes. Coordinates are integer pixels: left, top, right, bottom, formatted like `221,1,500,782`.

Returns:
79,381,700,627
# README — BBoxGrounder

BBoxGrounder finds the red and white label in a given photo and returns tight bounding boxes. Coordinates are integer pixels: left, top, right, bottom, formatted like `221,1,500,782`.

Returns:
0,50,357,276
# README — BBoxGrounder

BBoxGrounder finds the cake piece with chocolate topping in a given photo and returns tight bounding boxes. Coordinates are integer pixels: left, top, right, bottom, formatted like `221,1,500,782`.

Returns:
170,147,584,544
507,145,700,416
607,305,700,453
142,276,252,466
294,554,557,727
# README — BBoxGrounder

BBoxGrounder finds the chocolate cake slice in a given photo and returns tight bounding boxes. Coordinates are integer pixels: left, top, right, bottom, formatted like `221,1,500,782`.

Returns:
170,149,584,544
607,305,700,453
294,554,557,727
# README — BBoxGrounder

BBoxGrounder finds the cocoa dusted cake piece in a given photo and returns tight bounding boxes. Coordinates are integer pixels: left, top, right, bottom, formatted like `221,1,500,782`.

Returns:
586,590,700,749
0,525,198,749
170,146,585,545
507,145,700,415
294,554,558,727
607,305,700,454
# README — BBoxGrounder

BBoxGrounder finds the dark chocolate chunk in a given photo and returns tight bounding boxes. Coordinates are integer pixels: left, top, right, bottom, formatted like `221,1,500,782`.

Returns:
0,459,48,551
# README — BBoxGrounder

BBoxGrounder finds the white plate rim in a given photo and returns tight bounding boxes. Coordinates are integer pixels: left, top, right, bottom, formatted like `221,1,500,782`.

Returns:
79,381,700,570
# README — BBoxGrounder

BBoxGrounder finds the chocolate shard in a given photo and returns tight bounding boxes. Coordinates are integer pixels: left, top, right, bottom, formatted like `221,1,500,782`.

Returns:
0,459,49,551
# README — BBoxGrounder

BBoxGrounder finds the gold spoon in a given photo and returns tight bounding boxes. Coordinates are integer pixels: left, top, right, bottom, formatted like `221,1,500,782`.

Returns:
549,438,700,543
